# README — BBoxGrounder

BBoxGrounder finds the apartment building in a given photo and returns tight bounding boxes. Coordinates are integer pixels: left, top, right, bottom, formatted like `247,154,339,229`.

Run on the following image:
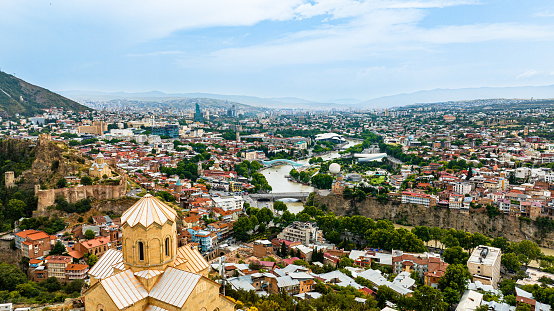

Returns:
453,182,472,195
449,194,464,210
65,264,89,281
277,222,321,245
75,236,113,257
15,230,55,259
467,245,502,288
401,191,437,207
45,256,72,280
392,250,448,289
212,196,244,211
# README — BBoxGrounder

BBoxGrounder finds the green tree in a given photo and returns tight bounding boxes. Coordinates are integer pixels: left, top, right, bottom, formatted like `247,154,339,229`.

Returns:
438,264,471,294
42,276,62,292
86,254,98,266
233,217,252,241
6,199,26,220
84,229,96,240
273,201,288,213
81,175,93,185
0,263,27,291
50,241,66,255
443,246,470,265
412,226,431,246
311,173,334,189
57,177,68,189
501,253,522,273
442,286,460,306
516,240,542,267
411,285,448,311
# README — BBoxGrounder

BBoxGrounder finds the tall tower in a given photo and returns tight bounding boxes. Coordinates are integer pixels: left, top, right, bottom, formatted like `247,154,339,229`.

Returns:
194,103,204,123
236,131,241,142
120,194,178,272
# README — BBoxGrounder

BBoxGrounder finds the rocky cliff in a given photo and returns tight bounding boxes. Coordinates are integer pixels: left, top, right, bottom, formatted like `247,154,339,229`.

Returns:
314,194,554,248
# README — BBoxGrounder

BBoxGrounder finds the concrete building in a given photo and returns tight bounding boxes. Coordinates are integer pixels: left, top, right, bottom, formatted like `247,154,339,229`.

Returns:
467,245,502,289
277,222,321,245
15,230,54,259
454,182,472,195
78,121,107,135
212,195,244,211
401,191,437,207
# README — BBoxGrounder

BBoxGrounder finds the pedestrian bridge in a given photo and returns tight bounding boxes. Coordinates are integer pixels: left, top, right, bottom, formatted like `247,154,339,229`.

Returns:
249,192,311,202
262,159,305,167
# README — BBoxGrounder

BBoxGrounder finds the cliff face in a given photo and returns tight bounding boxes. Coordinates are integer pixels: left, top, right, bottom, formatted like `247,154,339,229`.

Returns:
314,194,554,248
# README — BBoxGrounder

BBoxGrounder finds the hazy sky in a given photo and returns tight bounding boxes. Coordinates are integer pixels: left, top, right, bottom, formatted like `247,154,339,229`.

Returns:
1,0,554,101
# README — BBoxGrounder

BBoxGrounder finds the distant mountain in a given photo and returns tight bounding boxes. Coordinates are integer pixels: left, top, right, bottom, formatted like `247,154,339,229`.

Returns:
0,72,90,117
355,85,554,109
60,90,346,110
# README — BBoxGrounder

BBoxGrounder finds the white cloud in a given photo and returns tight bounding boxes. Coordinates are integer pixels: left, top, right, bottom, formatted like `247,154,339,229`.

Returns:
517,70,541,79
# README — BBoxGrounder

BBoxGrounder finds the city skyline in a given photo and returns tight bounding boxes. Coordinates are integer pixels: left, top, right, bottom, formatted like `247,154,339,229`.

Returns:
1,0,554,102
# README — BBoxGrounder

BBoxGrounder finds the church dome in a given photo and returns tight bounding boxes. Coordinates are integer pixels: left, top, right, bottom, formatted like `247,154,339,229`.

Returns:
121,194,177,228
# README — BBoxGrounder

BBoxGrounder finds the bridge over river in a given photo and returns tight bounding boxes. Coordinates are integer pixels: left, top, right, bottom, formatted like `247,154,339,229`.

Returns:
249,192,311,202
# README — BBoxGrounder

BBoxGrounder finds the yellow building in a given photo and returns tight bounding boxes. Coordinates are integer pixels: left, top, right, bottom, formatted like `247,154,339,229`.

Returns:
84,194,235,311
89,153,112,179
79,121,108,135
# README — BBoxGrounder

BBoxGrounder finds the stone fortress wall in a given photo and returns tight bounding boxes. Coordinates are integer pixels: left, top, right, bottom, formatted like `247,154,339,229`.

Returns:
35,167,127,213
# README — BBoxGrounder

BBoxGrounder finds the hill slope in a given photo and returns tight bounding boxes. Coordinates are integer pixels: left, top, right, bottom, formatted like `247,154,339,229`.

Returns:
0,71,90,117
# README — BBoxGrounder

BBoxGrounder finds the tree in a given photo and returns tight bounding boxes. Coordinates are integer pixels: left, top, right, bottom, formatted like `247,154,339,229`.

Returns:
430,227,444,249
86,254,98,266
50,241,66,255
81,175,93,185
273,201,288,213
311,174,334,189
280,242,288,257
442,286,460,306
233,217,252,241
412,226,431,246
42,276,62,292
443,246,470,265
6,199,26,220
338,257,354,268
501,253,522,273
411,285,448,311
57,177,68,189
0,263,27,291
516,240,542,267
84,229,96,240
438,264,471,294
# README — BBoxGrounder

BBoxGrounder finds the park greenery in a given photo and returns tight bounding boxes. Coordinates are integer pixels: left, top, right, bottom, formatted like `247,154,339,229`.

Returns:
0,263,84,305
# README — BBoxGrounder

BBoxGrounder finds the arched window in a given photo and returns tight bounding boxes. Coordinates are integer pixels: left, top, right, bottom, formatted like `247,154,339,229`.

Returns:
165,238,170,256
138,242,144,261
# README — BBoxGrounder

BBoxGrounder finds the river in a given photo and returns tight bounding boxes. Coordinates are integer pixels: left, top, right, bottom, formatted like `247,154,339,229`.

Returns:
257,139,359,214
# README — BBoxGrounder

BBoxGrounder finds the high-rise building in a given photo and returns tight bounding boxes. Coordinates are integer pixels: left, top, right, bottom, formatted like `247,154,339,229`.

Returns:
194,103,204,123
467,245,502,288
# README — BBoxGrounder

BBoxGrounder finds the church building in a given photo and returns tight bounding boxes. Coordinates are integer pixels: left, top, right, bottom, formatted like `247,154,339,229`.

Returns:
89,153,112,179
83,194,235,311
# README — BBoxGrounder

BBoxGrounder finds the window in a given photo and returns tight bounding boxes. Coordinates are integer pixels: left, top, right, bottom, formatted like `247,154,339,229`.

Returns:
138,242,144,261
165,238,170,256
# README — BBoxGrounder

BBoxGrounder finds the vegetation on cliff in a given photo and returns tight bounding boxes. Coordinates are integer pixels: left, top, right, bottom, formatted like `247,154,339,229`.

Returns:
0,71,89,117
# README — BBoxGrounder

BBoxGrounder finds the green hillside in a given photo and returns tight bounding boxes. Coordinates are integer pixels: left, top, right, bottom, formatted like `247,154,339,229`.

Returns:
0,71,90,117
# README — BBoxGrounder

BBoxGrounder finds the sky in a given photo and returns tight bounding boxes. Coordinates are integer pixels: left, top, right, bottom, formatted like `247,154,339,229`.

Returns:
1,0,554,102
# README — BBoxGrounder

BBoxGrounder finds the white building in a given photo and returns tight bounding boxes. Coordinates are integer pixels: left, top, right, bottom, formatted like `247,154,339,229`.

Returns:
453,182,472,195
212,196,244,211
